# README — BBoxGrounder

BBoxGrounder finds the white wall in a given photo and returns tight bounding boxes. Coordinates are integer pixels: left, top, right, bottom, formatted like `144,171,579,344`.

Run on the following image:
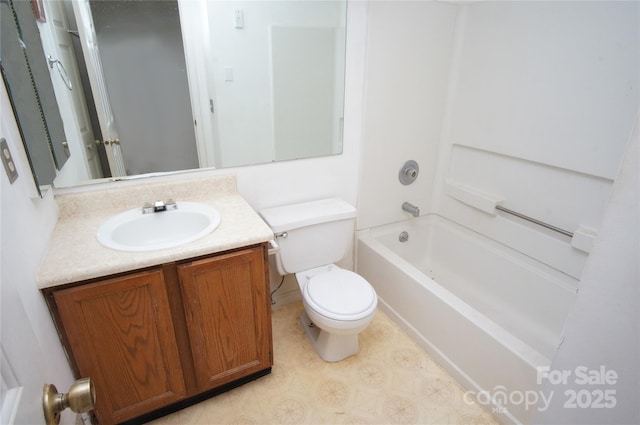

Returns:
534,118,639,424
357,0,459,229
1,80,76,424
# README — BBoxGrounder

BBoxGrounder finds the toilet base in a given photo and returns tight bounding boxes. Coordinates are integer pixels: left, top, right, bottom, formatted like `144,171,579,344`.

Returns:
300,310,360,362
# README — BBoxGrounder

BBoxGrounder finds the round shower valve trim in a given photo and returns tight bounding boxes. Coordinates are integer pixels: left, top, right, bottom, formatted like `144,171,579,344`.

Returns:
399,160,419,185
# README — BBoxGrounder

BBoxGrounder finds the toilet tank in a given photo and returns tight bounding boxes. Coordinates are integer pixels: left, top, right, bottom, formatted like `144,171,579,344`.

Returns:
260,198,357,275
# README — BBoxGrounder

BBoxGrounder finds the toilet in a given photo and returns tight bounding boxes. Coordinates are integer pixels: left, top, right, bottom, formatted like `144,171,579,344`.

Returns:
260,198,378,362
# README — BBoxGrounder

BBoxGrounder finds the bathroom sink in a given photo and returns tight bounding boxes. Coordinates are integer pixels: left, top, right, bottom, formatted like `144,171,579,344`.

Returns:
96,202,221,252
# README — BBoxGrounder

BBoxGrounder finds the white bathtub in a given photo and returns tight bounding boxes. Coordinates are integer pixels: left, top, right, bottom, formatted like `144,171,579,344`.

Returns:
356,214,577,424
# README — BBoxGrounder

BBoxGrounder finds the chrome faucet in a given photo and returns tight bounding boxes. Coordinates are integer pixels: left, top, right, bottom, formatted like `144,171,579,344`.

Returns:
402,202,420,217
142,199,177,214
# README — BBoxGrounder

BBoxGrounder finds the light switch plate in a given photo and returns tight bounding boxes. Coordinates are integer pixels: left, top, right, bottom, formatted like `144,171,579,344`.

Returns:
224,67,233,82
0,138,19,183
234,9,244,29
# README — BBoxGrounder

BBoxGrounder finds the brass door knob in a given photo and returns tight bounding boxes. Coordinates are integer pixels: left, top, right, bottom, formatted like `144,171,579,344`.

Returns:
43,377,96,425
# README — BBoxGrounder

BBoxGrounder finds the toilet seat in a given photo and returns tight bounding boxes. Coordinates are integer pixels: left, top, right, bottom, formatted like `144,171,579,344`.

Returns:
303,268,377,321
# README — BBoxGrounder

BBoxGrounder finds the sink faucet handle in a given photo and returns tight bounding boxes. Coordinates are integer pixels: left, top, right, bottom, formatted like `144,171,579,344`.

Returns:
165,198,178,211
142,202,154,214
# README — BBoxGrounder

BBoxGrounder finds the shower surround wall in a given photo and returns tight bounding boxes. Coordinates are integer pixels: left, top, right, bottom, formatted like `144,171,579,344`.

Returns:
358,0,638,253
358,0,638,282
430,1,638,281
357,1,457,229
356,0,638,422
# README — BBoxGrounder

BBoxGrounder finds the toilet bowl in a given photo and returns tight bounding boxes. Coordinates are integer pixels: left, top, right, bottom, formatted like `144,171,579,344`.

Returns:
295,265,377,361
259,198,379,362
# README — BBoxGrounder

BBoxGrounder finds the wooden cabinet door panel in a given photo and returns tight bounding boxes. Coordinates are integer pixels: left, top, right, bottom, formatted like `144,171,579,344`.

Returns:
178,247,272,392
53,269,186,424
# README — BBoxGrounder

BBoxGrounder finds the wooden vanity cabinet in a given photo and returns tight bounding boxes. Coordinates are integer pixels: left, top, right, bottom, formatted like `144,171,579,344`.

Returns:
177,247,273,393
50,269,187,424
44,244,273,425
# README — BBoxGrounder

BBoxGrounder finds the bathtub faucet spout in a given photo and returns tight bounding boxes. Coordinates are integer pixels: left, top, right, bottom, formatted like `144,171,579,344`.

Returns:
402,202,420,217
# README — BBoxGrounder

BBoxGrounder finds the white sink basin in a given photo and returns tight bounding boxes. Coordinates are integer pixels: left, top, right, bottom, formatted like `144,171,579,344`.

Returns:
97,202,221,252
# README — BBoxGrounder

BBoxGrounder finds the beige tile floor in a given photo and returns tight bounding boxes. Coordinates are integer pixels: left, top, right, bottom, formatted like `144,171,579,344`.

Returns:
149,302,497,425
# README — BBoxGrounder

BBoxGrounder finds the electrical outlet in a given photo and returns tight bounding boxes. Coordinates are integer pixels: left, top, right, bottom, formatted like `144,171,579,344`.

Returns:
0,138,18,183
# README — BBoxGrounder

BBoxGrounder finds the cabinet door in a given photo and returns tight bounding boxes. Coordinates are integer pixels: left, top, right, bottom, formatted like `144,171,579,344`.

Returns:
178,247,273,392
53,269,186,425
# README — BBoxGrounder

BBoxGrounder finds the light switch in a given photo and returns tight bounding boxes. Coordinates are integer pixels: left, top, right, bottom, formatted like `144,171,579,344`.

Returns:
234,9,244,29
224,67,234,82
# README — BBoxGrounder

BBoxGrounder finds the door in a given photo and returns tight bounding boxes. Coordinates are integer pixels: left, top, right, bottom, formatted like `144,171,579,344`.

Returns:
71,0,203,177
40,0,103,182
53,269,187,425
71,0,126,177
178,247,273,392
0,296,57,425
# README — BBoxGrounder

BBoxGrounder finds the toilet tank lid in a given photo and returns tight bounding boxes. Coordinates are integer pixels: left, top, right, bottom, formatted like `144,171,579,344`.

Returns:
260,198,356,233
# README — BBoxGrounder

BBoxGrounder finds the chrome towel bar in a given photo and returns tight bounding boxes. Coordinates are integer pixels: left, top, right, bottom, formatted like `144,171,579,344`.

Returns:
495,205,574,238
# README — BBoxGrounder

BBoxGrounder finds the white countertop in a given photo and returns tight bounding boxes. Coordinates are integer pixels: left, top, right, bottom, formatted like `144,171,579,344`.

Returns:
37,175,274,288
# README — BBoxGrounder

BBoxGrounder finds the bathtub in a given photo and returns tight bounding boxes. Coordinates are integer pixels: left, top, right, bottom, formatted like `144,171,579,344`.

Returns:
356,214,577,424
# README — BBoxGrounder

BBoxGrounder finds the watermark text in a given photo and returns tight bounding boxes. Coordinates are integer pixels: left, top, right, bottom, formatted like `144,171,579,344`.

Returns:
464,365,618,415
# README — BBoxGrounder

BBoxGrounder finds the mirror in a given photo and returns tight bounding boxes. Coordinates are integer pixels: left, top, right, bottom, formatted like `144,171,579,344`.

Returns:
4,0,347,189
1,0,71,196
